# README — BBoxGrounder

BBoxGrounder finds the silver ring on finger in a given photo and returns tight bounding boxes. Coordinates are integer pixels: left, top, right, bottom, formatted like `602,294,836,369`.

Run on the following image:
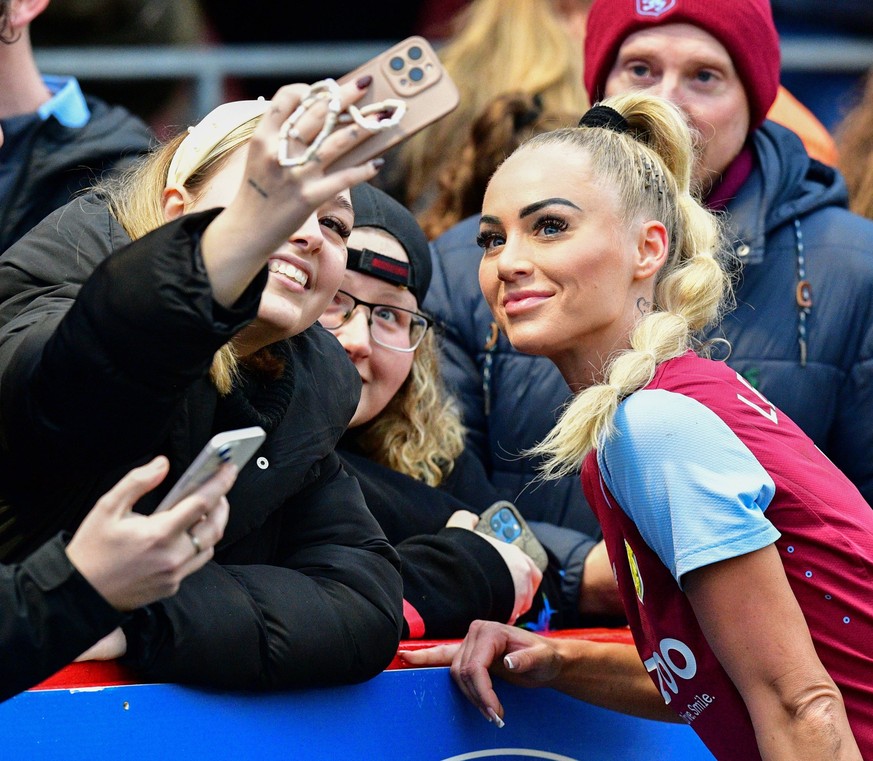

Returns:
188,530,203,555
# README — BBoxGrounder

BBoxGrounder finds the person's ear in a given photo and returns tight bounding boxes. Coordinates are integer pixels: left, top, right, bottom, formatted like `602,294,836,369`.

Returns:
9,0,51,30
634,219,669,281
162,185,193,222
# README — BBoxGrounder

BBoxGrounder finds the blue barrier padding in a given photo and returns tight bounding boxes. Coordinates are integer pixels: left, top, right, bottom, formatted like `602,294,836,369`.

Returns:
1,667,715,760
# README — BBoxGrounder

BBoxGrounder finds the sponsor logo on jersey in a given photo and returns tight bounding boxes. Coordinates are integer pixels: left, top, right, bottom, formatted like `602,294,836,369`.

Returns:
644,637,701,706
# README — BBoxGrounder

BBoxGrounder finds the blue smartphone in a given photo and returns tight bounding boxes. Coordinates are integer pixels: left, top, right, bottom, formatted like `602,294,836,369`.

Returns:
475,500,549,572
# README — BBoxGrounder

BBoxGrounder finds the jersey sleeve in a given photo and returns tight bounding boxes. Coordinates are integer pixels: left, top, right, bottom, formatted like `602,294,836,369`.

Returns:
598,388,780,586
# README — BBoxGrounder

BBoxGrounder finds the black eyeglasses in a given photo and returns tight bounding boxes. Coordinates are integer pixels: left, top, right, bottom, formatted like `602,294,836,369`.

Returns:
319,290,433,352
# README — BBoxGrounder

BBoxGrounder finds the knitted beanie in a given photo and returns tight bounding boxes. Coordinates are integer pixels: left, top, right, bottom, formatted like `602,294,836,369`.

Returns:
584,0,780,129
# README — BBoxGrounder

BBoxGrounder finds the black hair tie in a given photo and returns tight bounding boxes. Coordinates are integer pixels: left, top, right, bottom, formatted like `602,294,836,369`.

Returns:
578,104,629,134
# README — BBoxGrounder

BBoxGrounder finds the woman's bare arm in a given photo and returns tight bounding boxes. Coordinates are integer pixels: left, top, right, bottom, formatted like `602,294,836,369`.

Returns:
402,620,675,726
684,545,862,760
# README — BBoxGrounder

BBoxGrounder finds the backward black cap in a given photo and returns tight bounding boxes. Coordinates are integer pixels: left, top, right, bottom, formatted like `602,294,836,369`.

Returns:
349,183,432,302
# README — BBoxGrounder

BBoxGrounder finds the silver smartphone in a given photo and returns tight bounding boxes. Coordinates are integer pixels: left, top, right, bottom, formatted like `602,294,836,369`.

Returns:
154,426,266,512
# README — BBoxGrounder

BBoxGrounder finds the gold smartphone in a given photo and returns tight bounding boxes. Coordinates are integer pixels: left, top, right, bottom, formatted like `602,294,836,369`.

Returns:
330,36,459,171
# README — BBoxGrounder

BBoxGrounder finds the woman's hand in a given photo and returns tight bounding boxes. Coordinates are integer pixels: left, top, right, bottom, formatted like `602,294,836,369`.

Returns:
202,78,384,307
75,627,128,662
444,510,543,624
401,619,672,726
401,619,563,727
65,456,234,612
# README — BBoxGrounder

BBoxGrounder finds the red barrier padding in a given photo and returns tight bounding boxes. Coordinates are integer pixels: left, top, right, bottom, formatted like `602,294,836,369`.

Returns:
30,659,139,691
30,628,634,690
388,627,634,670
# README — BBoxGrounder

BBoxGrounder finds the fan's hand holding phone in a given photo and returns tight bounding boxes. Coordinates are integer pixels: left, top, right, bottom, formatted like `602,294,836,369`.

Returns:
154,426,266,513
475,500,549,573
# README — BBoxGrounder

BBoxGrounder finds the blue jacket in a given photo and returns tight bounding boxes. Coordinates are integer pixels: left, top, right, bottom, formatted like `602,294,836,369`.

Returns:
0,94,152,253
425,121,873,519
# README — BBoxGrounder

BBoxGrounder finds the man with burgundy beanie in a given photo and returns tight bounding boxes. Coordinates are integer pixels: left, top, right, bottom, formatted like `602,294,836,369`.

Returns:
585,0,779,193
581,0,873,506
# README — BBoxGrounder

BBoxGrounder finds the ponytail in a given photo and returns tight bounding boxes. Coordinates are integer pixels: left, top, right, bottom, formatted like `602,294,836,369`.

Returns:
524,92,730,478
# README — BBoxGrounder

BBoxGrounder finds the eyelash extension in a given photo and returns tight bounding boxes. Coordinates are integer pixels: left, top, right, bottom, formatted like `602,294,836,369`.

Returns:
476,231,502,249
321,216,352,239
532,215,569,234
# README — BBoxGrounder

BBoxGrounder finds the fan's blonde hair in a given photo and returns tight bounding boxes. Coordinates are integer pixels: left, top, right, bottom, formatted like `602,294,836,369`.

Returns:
97,116,262,394
399,0,588,210
352,329,465,487
419,92,579,239
523,92,732,478
837,67,873,221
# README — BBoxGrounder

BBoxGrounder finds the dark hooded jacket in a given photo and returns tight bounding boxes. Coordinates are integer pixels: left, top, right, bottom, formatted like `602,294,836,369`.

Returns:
0,95,152,253
426,121,873,522
0,195,403,689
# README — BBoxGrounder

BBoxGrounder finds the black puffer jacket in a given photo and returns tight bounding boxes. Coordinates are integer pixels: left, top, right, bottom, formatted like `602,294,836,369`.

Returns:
0,195,403,689
338,447,516,639
339,443,600,635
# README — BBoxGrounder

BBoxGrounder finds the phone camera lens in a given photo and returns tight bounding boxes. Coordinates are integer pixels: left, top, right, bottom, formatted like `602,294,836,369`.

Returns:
389,56,405,71
409,66,424,82
408,45,423,60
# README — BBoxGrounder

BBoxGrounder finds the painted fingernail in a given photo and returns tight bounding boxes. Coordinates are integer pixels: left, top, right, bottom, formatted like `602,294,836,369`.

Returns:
504,655,516,670
370,157,385,169
356,75,373,90
487,708,505,728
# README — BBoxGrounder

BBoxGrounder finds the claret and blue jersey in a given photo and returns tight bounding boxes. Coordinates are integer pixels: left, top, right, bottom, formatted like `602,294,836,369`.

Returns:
582,351,873,758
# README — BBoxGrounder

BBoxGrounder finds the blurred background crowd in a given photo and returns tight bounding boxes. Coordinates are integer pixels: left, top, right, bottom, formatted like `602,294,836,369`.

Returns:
29,0,873,137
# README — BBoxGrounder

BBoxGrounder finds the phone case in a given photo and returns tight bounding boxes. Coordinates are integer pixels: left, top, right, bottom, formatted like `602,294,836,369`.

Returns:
331,36,459,171
154,426,266,512
475,500,549,573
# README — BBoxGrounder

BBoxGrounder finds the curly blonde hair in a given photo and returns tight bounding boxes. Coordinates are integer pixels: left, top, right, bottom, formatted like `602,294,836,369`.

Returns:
522,92,732,478
351,329,465,487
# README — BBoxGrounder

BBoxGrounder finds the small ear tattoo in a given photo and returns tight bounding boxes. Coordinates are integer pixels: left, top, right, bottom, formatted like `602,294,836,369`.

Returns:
636,296,652,315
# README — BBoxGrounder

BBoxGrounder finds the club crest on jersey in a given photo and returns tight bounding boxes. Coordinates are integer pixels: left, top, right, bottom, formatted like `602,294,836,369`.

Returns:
625,539,645,603
636,0,677,17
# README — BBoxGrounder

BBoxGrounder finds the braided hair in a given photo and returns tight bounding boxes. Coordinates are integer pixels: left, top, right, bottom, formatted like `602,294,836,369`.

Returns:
524,92,732,478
